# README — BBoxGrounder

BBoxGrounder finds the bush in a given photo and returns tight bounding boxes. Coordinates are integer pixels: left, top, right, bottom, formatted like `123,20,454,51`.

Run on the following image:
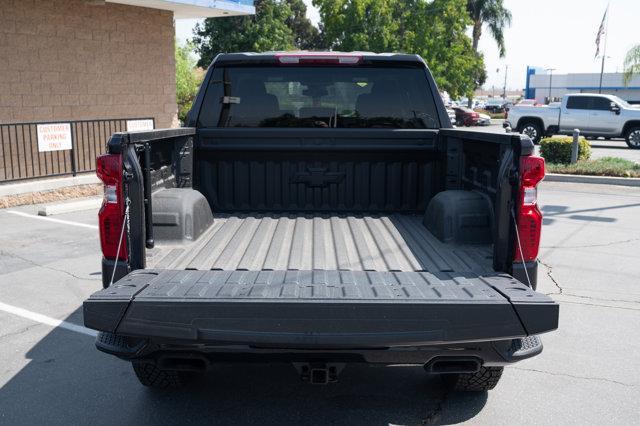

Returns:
546,157,640,178
539,136,591,164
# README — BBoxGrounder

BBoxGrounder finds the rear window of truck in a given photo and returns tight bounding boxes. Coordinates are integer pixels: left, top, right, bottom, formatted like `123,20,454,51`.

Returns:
197,66,439,129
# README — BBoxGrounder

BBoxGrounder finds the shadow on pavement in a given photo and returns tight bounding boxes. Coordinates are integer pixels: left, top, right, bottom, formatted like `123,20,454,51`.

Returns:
0,308,487,425
539,202,640,224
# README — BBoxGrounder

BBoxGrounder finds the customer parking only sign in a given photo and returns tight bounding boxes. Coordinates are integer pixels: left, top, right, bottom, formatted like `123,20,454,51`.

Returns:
36,123,72,152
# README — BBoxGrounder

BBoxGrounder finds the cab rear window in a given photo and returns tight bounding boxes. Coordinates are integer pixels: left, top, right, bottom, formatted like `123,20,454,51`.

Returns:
197,66,439,129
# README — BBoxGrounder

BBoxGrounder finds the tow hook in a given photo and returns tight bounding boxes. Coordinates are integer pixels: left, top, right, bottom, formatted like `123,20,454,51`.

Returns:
293,363,345,385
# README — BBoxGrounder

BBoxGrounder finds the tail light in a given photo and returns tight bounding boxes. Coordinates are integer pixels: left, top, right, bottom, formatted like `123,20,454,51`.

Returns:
514,155,545,262
96,154,128,261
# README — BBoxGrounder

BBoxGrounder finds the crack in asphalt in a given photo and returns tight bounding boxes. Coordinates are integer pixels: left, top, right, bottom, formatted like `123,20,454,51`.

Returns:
541,237,640,249
0,250,100,282
0,323,41,342
539,260,563,295
539,259,640,309
558,292,640,305
512,367,637,388
557,300,640,312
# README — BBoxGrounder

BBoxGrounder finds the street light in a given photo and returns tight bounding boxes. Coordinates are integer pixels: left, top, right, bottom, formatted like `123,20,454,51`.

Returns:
546,68,556,104
502,65,509,99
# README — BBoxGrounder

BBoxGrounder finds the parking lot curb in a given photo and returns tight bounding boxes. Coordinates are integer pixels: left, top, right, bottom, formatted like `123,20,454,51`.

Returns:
545,173,640,187
38,197,102,216
0,173,99,197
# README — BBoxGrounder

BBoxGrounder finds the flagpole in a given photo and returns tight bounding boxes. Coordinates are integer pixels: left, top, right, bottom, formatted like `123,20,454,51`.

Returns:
598,4,610,94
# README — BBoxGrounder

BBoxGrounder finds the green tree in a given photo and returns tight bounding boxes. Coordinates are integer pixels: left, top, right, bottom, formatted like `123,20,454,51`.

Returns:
313,0,402,52
286,0,324,49
623,44,640,86
192,0,320,68
313,0,485,99
175,43,204,123
466,0,512,57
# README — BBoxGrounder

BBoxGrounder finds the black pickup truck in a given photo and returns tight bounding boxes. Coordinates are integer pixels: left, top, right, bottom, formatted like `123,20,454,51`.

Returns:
83,52,558,391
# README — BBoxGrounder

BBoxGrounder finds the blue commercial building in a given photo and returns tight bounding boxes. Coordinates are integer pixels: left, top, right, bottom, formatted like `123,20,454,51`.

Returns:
524,67,640,104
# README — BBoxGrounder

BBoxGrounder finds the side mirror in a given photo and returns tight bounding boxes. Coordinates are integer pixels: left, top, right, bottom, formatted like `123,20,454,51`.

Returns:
610,102,621,114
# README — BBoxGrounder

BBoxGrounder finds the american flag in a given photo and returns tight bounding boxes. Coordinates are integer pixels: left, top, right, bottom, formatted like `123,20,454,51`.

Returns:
595,6,608,58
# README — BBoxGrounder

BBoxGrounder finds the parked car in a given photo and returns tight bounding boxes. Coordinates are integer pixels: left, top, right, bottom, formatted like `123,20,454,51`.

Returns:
446,106,457,126
517,99,539,107
453,106,480,126
83,52,558,392
505,93,640,147
477,112,492,126
485,99,508,113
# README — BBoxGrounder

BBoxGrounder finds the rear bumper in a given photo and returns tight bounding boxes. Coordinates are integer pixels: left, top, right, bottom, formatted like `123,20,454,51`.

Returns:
94,331,544,367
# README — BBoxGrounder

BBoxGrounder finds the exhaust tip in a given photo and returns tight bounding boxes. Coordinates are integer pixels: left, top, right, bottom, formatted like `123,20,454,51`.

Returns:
424,357,482,374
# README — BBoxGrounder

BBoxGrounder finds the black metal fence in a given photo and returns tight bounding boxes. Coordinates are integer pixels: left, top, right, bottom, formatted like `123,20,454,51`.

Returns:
0,118,155,183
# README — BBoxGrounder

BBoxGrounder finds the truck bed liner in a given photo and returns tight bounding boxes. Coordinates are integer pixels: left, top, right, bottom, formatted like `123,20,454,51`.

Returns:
146,214,493,274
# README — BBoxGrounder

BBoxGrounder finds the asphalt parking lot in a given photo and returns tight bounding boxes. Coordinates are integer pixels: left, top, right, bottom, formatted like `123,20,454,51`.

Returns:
1,181,639,425
469,122,640,163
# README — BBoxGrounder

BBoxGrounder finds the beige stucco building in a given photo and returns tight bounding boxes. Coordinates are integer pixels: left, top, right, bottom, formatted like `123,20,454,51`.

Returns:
0,0,254,128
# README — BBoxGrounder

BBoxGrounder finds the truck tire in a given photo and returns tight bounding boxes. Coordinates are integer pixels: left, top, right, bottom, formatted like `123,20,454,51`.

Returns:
625,127,640,149
444,366,503,392
520,121,543,144
132,361,189,389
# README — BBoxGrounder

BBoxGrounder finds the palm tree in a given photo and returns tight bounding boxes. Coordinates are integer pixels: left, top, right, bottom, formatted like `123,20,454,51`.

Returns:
623,44,640,86
467,0,512,57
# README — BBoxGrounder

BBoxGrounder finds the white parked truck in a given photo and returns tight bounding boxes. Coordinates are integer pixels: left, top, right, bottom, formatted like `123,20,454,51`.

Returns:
505,93,640,148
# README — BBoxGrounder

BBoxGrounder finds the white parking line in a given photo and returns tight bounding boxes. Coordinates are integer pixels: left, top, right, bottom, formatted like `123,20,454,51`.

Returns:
5,210,98,230
0,301,97,337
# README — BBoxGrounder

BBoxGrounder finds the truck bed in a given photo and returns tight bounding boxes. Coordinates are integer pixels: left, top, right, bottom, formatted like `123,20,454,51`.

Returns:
85,213,557,347
145,214,493,274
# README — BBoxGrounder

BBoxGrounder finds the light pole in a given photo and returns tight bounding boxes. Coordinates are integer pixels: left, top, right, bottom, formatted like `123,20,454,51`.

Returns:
502,65,509,99
546,68,556,104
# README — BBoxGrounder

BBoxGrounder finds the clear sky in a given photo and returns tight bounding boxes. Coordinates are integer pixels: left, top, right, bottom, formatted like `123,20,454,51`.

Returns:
175,0,640,90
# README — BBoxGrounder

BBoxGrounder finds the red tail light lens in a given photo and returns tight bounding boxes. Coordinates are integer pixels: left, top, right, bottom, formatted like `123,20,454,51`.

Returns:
520,154,546,187
96,154,127,261
514,156,545,262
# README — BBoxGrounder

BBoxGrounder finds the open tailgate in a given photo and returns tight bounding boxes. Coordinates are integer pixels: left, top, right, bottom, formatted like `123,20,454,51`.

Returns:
84,269,558,348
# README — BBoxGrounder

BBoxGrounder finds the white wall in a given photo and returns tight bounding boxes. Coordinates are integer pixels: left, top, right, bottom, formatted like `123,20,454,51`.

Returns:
529,72,640,103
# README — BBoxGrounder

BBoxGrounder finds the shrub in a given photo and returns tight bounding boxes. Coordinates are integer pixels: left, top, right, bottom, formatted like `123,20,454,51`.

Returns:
539,136,591,164
546,157,640,178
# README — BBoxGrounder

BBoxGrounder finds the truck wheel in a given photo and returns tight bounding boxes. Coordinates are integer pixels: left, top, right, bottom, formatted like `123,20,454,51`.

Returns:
520,121,542,144
444,366,503,392
625,127,640,149
132,361,189,389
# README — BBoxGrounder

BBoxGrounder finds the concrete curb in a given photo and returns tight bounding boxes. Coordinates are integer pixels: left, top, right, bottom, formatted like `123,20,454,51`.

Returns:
545,173,640,187
0,173,99,197
38,197,102,216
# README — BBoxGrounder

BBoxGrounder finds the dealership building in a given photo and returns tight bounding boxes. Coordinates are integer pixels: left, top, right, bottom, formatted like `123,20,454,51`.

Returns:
525,66,640,104
0,0,254,182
